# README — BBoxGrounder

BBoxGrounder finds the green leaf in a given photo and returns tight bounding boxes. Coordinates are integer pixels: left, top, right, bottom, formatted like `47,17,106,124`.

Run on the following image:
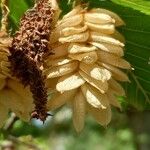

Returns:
111,0,150,16
8,0,33,31
83,0,150,110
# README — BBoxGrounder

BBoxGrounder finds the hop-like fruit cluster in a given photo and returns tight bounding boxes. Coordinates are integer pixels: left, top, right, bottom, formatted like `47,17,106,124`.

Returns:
45,5,131,132
0,31,35,127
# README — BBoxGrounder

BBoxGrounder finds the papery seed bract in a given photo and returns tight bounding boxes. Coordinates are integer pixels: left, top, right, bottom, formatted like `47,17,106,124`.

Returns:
0,55,8,61
2,88,34,121
56,73,85,92
72,90,86,132
47,43,68,59
112,31,125,43
46,58,72,67
0,89,25,113
68,43,97,54
81,83,109,109
85,22,115,34
107,89,121,109
49,29,62,44
90,8,125,26
45,61,78,78
59,31,89,43
84,13,115,24
1,61,10,67
0,79,6,90
79,62,111,81
69,51,98,64
47,89,77,110
58,14,83,29
7,79,33,100
88,104,111,126
98,62,130,82
62,25,88,36
79,70,108,93
14,111,31,122
90,32,124,47
90,42,124,57
97,50,131,69
108,79,125,96
50,14,84,44
50,15,85,44
0,102,8,128
0,73,6,79
46,77,59,89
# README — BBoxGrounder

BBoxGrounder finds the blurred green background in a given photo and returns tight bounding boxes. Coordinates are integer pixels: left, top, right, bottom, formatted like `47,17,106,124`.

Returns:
0,108,150,150
0,0,150,150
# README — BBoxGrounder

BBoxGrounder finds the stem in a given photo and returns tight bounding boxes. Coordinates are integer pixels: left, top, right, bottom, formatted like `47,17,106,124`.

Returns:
1,0,9,33
3,113,18,132
73,0,82,7
130,71,150,104
8,135,41,150
127,110,150,150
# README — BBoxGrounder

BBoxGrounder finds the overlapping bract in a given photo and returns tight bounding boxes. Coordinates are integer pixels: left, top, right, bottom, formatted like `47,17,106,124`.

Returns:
0,31,34,127
45,6,131,132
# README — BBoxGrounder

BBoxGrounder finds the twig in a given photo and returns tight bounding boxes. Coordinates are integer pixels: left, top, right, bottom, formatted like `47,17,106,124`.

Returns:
73,0,82,7
3,113,41,150
130,71,150,104
3,113,18,131
1,0,9,33
0,140,15,150
8,135,41,150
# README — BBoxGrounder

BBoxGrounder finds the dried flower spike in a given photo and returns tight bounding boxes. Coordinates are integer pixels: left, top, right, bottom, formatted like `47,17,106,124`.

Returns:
46,5,131,132
9,0,59,122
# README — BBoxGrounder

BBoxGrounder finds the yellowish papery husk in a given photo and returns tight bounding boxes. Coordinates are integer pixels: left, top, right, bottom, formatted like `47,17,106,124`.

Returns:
72,89,86,132
0,36,35,123
0,102,8,128
45,5,131,131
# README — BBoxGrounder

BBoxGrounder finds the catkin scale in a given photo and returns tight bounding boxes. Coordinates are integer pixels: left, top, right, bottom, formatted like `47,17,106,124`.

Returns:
9,0,54,122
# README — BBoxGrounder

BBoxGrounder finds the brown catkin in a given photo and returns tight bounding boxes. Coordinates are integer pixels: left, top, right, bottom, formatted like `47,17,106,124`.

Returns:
9,0,54,122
